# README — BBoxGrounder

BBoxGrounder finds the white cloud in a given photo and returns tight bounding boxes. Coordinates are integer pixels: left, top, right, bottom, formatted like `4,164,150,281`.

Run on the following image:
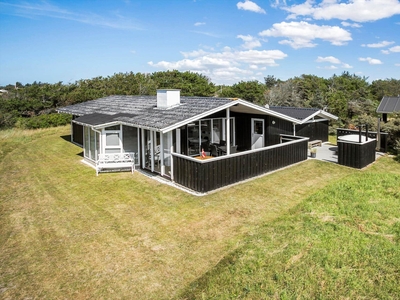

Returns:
237,0,266,14
148,48,287,84
381,45,400,54
316,56,341,64
359,57,383,65
194,22,206,26
341,21,362,28
389,45,400,52
272,0,287,8
189,30,220,38
0,1,142,30
283,0,400,22
362,41,395,48
317,65,338,70
259,21,352,49
316,56,353,68
180,49,209,58
237,34,262,49
235,49,286,65
395,63,400,67
341,63,353,69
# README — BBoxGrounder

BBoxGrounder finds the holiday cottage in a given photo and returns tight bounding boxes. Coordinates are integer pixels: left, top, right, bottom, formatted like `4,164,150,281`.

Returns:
58,90,337,193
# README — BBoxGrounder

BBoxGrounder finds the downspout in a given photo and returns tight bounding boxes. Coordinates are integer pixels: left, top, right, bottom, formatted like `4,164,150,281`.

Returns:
150,131,154,172
376,117,381,151
226,107,230,155
70,118,74,143
160,132,165,176
293,123,296,136
170,145,174,182
141,128,145,168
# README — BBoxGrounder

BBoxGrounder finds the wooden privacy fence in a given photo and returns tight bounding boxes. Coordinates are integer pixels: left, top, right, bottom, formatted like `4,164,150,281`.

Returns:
172,136,309,193
338,139,376,169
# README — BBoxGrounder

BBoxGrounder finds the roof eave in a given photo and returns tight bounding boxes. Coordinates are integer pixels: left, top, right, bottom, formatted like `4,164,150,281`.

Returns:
160,99,302,133
301,110,338,123
160,101,235,133
236,100,302,124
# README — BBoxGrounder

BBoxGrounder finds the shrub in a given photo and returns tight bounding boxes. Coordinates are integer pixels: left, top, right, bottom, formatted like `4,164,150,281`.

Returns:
381,112,400,154
394,140,400,162
16,113,72,129
352,113,378,131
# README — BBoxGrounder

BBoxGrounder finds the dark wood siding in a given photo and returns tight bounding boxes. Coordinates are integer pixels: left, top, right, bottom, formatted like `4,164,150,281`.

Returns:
265,116,293,146
234,114,269,151
172,136,308,193
233,113,293,150
235,115,251,151
72,122,83,146
338,139,376,169
296,121,329,142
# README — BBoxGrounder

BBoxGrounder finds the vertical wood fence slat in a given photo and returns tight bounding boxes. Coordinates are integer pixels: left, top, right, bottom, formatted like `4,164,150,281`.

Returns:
338,139,376,169
172,138,308,193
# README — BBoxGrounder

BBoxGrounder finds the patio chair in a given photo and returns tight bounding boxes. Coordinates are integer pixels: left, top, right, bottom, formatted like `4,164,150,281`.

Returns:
201,139,211,153
210,144,219,157
219,145,237,155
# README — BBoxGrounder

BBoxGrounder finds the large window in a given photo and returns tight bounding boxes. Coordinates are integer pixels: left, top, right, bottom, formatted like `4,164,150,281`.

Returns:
162,131,173,177
83,126,100,161
187,117,235,155
104,125,122,154
212,119,222,144
187,121,200,155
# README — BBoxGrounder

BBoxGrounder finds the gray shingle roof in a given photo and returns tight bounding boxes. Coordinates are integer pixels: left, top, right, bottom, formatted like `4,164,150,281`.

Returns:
59,95,232,130
376,96,400,113
269,106,320,120
74,113,137,126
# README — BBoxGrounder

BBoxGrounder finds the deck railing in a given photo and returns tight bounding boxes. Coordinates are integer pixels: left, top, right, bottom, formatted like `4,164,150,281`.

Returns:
171,135,309,193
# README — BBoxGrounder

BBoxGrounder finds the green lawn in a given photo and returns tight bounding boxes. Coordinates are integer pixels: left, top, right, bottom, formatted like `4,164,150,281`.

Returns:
0,126,399,299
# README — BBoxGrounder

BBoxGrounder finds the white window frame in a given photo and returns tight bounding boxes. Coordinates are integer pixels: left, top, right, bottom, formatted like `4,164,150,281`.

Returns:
102,125,122,154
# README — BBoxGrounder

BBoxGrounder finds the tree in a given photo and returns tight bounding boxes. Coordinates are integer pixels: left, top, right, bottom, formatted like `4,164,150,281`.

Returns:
264,75,281,89
265,79,302,107
220,80,267,104
381,112,400,154
293,74,329,109
370,78,400,101
151,70,215,97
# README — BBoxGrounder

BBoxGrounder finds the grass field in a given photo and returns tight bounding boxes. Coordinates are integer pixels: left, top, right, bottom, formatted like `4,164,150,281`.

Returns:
0,126,399,299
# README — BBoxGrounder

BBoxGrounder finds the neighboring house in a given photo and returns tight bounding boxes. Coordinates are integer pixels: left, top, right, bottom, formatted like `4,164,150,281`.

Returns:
268,106,337,142
376,96,400,122
58,90,337,193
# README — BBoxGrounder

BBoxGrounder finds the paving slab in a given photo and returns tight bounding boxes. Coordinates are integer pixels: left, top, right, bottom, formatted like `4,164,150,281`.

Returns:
309,143,338,163
309,142,384,164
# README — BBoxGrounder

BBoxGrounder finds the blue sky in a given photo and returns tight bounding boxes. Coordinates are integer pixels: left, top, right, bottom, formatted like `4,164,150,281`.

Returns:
1,0,399,86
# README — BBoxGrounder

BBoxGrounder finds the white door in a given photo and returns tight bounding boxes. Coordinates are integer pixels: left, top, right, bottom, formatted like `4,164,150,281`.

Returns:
251,118,264,150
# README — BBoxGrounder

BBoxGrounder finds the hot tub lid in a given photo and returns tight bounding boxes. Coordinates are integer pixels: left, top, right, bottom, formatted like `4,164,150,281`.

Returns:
338,134,372,142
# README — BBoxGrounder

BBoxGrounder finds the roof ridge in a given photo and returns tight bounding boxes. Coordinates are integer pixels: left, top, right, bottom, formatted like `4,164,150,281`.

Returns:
270,106,319,110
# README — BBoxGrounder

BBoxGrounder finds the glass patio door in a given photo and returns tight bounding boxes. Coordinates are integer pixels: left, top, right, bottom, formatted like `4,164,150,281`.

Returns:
143,129,161,172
